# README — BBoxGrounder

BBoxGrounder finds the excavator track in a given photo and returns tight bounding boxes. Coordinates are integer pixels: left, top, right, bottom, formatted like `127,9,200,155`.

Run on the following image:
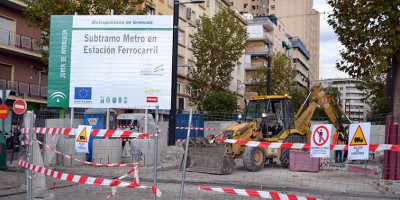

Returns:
180,137,235,175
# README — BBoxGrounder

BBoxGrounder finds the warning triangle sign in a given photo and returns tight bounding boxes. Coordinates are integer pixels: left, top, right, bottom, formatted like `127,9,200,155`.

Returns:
76,127,88,142
350,125,367,146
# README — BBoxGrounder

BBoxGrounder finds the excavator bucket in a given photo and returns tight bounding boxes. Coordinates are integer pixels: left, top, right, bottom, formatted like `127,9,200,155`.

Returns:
180,138,235,175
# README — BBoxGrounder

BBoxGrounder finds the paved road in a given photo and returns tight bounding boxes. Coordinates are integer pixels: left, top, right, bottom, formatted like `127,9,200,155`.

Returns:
1,151,399,200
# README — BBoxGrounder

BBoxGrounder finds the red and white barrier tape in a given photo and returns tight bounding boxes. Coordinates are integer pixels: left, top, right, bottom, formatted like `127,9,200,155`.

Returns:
215,138,400,152
107,163,141,198
116,125,137,129
21,127,156,138
18,159,161,197
28,139,137,167
198,184,320,200
176,126,218,130
176,139,186,143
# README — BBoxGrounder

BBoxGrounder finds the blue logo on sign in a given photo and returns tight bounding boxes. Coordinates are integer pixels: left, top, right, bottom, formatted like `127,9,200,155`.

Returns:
75,87,92,100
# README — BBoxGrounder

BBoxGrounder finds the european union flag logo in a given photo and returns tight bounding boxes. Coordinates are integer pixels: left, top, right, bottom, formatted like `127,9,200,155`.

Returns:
75,87,92,100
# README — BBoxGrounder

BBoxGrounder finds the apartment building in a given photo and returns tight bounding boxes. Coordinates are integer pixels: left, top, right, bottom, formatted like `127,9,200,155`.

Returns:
0,0,48,131
233,0,320,85
268,0,319,85
243,14,291,98
317,78,370,122
152,0,248,111
289,36,311,89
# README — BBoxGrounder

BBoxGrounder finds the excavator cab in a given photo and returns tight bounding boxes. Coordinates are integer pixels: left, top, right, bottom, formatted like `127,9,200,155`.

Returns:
244,95,296,139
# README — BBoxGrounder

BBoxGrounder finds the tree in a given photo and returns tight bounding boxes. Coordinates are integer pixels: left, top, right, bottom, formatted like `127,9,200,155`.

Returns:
188,7,248,110
288,86,308,113
24,0,145,67
201,91,237,120
327,1,400,115
251,52,295,95
355,74,390,122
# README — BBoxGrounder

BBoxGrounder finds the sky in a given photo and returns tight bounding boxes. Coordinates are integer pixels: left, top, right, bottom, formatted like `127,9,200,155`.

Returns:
313,0,349,80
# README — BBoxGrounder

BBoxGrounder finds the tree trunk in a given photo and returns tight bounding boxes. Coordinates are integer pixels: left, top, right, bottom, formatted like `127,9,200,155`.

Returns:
393,54,400,116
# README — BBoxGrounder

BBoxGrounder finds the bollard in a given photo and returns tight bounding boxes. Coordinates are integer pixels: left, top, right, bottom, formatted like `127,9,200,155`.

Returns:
0,135,7,170
388,124,397,180
382,115,394,180
396,115,400,180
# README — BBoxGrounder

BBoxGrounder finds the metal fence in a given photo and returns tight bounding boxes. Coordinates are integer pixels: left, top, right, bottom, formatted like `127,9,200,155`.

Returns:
4,108,400,200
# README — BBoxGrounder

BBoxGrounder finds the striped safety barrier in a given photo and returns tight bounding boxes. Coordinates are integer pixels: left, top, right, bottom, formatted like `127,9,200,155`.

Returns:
107,163,141,198
27,139,137,167
176,126,218,130
214,138,400,152
18,159,162,197
198,184,320,200
20,127,156,138
116,125,138,129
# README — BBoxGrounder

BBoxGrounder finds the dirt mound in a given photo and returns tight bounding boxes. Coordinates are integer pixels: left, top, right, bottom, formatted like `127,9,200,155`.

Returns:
160,146,184,163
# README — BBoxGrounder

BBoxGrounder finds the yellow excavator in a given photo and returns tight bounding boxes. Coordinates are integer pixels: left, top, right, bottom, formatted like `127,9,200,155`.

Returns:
182,84,352,174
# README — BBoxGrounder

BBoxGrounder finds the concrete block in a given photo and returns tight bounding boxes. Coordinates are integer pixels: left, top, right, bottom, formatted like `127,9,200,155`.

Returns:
347,165,377,175
56,138,86,166
92,139,121,164
130,139,160,166
289,150,320,172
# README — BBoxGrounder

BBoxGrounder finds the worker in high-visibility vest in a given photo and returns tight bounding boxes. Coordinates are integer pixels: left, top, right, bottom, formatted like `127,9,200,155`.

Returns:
332,131,345,163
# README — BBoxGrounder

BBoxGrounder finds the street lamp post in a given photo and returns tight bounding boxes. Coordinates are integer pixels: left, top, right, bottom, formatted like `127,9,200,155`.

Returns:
168,0,204,146
266,44,271,95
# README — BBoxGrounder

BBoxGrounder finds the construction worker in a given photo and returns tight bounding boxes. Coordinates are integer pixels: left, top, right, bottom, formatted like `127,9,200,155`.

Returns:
342,126,349,162
332,131,345,163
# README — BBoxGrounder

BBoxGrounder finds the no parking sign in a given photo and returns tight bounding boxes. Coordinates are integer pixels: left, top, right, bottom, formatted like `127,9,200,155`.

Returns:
310,124,333,158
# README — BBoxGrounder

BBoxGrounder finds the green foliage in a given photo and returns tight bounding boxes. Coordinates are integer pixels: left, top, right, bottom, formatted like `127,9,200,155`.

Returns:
327,1,400,78
201,91,237,120
251,52,295,95
188,8,248,110
23,0,145,67
311,87,341,120
288,86,308,113
355,74,391,117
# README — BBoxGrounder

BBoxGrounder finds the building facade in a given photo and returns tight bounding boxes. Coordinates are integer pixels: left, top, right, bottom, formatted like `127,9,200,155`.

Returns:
153,0,248,111
243,14,291,99
289,36,311,89
268,0,319,84
233,0,320,85
0,0,49,132
317,78,370,122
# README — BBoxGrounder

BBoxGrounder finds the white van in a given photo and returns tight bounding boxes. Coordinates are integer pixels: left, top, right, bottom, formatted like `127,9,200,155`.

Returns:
116,113,155,133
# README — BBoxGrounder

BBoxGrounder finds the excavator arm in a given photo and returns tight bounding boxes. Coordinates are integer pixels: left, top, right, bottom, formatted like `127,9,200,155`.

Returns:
295,84,352,141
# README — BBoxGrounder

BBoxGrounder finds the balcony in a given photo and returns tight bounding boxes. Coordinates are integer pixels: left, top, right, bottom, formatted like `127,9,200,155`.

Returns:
0,28,42,60
248,32,274,44
0,78,48,99
245,63,263,71
247,17,274,31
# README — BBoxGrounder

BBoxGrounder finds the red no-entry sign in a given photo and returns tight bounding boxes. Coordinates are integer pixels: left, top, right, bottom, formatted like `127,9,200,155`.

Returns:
13,99,27,115
0,104,9,119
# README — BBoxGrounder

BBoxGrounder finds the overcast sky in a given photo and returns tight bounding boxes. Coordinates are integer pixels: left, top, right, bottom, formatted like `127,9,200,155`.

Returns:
313,0,349,80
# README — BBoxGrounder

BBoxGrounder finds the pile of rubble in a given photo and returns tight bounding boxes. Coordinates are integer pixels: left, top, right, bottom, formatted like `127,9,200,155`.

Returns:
160,146,184,164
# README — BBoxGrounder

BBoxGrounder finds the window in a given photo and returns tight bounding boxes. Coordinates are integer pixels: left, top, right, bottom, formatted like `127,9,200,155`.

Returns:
178,56,184,67
168,0,173,7
215,0,221,13
178,30,185,45
0,16,15,45
244,3,248,8
179,5,185,18
188,35,193,49
0,63,12,80
178,98,185,109
237,61,242,76
146,6,155,15
252,6,256,10
177,82,182,93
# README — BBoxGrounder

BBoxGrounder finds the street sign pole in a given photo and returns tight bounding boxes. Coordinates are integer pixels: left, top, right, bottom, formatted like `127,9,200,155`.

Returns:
1,90,5,139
